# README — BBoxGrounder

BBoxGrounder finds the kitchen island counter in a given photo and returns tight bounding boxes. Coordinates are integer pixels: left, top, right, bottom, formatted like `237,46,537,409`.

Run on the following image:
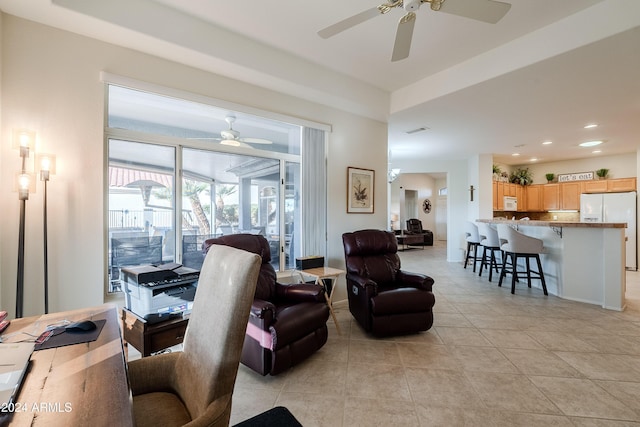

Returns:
477,219,627,311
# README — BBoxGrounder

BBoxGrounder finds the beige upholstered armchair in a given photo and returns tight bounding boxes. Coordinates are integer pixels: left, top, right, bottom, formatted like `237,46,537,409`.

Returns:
127,244,262,427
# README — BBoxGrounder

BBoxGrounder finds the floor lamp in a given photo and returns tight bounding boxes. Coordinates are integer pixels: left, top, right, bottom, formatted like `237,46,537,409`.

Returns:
13,129,36,319
38,154,56,314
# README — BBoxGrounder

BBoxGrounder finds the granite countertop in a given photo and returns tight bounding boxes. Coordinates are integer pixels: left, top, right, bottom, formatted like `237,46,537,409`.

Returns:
477,219,627,228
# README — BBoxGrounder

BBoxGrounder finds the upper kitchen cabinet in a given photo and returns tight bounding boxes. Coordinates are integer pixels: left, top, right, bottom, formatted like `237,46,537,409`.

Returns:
606,178,636,192
560,182,581,210
582,177,636,193
542,184,560,211
541,182,580,211
526,184,543,212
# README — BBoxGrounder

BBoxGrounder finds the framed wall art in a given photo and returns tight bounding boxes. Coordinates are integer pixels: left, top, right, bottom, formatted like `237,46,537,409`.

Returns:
347,167,374,213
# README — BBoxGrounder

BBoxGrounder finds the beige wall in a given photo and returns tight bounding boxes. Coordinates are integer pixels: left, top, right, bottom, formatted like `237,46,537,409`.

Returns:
390,173,437,234
0,15,388,316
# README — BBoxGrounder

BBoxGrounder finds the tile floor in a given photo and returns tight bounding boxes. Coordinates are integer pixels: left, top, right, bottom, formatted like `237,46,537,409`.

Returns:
130,240,640,426
231,241,640,426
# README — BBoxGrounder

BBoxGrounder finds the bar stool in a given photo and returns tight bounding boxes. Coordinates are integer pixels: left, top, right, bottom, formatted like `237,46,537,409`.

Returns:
496,224,548,295
478,223,502,282
464,221,481,272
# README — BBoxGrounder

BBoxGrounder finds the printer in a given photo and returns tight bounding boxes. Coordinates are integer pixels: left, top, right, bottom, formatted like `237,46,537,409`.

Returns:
122,262,199,324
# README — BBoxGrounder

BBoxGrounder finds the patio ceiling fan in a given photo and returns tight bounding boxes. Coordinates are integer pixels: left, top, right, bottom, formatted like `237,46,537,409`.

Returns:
318,0,511,62
191,114,273,148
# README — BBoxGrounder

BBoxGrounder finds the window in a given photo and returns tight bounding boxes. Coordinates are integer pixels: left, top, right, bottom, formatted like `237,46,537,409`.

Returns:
108,140,175,292
106,83,323,293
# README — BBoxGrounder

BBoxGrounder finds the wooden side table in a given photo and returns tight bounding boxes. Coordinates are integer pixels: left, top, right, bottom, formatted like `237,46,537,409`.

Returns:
121,308,189,357
298,266,344,335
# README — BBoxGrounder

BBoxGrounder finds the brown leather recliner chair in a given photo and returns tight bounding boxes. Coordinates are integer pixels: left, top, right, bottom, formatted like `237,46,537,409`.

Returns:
202,234,330,375
342,229,436,336
405,218,434,246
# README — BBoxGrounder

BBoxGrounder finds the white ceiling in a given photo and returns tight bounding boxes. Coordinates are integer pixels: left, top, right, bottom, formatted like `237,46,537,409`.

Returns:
1,0,640,169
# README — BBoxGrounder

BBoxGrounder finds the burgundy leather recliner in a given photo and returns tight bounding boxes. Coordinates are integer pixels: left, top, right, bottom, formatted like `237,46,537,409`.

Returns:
202,234,330,375
342,229,435,336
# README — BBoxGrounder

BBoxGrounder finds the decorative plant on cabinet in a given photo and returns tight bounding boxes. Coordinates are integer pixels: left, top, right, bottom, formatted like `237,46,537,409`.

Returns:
510,168,533,186
596,168,609,179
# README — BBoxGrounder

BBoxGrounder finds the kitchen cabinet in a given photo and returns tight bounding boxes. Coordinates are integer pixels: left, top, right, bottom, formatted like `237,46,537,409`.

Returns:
607,177,636,192
560,182,581,210
504,183,517,197
582,178,636,193
493,181,524,211
582,179,608,193
502,177,636,213
492,181,498,210
496,181,505,210
516,185,525,211
542,184,560,211
525,184,543,211
541,183,580,211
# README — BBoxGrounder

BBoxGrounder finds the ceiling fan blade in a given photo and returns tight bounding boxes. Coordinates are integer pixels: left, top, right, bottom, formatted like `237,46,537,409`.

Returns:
437,0,511,24
391,12,416,62
242,137,273,145
318,7,383,39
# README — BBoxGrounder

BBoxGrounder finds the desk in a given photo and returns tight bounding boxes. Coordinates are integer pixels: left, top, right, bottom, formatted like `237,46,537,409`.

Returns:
0,304,133,426
299,267,344,335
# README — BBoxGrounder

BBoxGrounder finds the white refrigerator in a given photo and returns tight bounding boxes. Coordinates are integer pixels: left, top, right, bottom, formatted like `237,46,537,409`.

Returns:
580,191,637,270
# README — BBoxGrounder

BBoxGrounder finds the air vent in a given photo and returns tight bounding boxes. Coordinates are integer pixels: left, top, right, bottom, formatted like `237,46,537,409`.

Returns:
406,127,429,135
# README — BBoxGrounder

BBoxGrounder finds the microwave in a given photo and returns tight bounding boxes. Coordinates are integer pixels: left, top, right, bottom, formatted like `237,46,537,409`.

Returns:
503,196,518,211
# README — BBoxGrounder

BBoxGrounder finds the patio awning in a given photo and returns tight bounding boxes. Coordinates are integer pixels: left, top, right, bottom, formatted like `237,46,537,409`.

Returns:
109,166,172,188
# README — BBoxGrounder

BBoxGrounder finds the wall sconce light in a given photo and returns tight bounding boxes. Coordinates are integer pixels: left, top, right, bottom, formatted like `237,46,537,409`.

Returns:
38,154,56,314
388,168,401,183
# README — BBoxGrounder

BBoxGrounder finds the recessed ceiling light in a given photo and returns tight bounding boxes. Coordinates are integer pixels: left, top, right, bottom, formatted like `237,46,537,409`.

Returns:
512,153,520,156
592,149,602,154
542,141,553,145
580,140,603,147
530,158,538,162
584,123,598,129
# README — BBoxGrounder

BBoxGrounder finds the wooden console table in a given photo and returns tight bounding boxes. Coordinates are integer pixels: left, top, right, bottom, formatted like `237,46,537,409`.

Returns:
396,233,425,251
121,308,188,357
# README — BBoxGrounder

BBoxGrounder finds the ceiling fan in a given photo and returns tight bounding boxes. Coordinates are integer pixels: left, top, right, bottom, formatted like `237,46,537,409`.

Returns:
192,115,273,148
318,0,511,62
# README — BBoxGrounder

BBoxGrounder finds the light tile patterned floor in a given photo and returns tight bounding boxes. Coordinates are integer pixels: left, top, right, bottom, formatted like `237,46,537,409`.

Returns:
230,240,640,426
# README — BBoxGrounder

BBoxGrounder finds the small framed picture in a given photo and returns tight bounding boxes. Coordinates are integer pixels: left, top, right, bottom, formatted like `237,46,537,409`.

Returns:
347,167,374,213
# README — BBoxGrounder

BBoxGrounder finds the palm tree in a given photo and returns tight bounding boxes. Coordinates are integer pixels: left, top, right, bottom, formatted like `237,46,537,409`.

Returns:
215,185,238,227
184,180,211,235
153,179,211,235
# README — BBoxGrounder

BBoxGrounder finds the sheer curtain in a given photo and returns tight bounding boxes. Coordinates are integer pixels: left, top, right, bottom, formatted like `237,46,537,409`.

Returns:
301,127,327,258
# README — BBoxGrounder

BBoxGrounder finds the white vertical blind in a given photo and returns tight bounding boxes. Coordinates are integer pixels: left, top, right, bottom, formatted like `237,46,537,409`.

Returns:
301,127,327,257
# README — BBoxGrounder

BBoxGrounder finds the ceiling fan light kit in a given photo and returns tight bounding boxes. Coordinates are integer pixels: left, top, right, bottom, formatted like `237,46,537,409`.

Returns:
318,0,511,62
189,114,274,147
